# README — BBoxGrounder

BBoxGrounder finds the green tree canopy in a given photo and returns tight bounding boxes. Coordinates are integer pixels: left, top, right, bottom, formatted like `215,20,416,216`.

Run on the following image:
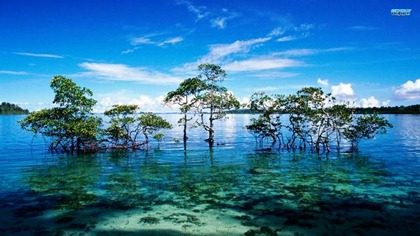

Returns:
195,63,240,148
19,76,101,153
164,77,206,150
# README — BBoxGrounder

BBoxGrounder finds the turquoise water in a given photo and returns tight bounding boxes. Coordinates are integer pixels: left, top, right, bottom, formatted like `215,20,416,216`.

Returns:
0,114,419,235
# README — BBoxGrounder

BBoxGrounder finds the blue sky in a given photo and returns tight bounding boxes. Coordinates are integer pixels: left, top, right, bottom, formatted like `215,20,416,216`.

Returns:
0,0,419,112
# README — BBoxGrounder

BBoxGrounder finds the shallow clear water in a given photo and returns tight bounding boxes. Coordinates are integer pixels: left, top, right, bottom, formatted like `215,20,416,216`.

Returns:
0,114,419,235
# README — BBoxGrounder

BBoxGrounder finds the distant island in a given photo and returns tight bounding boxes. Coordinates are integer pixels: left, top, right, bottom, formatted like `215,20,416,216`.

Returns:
0,102,29,115
228,104,420,115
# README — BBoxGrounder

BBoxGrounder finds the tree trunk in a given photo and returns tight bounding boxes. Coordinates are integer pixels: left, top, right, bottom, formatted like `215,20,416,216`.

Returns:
208,108,214,149
183,113,187,151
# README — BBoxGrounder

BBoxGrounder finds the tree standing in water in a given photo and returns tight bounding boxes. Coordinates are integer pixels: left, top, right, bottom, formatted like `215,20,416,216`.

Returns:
19,76,101,153
164,77,206,150
195,63,240,149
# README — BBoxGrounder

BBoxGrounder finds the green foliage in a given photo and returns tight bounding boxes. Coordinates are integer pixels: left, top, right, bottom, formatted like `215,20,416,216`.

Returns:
138,112,172,145
164,77,206,148
103,105,172,149
0,102,29,115
344,114,393,151
246,92,283,147
195,63,240,148
245,87,392,153
19,76,101,153
104,104,141,148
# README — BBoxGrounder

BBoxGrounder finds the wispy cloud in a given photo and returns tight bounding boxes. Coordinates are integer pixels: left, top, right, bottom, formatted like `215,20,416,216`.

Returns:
270,23,316,42
0,70,28,75
204,37,270,62
13,52,63,59
130,35,184,47
175,0,209,21
172,37,271,74
349,25,379,31
78,62,183,85
223,58,303,72
251,71,299,79
268,27,286,37
157,36,184,46
277,36,297,42
124,34,184,54
274,47,352,57
210,9,239,29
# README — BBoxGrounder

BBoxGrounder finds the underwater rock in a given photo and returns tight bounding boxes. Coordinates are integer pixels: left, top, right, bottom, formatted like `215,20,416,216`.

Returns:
163,213,203,226
139,216,161,224
249,168,267,174
234,215,252,221
244,226,278,236
55,216,75,224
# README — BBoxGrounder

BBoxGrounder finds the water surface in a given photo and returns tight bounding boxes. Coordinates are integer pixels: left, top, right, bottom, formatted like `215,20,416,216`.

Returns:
0,114,419,235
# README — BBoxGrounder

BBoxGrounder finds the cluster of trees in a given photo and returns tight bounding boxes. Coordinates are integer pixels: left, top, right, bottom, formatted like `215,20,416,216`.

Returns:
0,102,29,115
19,64,393,154
245,88,393,153
164,63,240,149
19,64,239,153
19,76,172,153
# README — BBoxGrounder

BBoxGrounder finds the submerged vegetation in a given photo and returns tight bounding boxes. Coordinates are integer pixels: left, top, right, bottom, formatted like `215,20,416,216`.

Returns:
19,64,393,154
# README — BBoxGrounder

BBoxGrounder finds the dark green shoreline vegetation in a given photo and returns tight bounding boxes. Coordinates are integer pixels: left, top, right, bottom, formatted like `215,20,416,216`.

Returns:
19,64,393,154
0,102,29,115
228,104,420,115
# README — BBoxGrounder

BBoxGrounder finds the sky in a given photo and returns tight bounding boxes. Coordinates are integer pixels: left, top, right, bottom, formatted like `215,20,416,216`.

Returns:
0,0,419,112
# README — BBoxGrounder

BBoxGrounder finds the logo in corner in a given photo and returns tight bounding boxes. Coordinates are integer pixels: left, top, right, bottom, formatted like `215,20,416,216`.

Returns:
391,9,412,16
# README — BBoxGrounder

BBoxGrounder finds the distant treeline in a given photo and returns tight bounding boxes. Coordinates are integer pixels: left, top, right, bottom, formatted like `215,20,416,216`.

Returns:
0,102,29,115
228,104,420,115
353,105,420,114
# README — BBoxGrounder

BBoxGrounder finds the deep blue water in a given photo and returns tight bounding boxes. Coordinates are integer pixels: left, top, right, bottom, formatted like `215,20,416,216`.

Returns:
0,114,419,235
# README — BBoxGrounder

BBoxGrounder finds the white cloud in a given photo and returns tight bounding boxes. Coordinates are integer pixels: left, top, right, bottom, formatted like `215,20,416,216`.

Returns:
13,52,63,59
268,27,285,37
131,35,183,47
0,70,28,75
349,25,378,31
95,90,170,113
205,37,271,63
251,71,299,79
294,23,315,37
121,48,136,54
358,97,390,108
274,47,352,57
275,49,315,57
382,100,390,106
157,37,184,46
131,36,154,45
223,58,303,72
317,78,329,86
171,37,271,74
359,96,380,108
78,62,183,85
211,17,227,29
276,36,297,42
176,0,209,20
394,79,420,100
252,86,281,92
331,82,355,99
